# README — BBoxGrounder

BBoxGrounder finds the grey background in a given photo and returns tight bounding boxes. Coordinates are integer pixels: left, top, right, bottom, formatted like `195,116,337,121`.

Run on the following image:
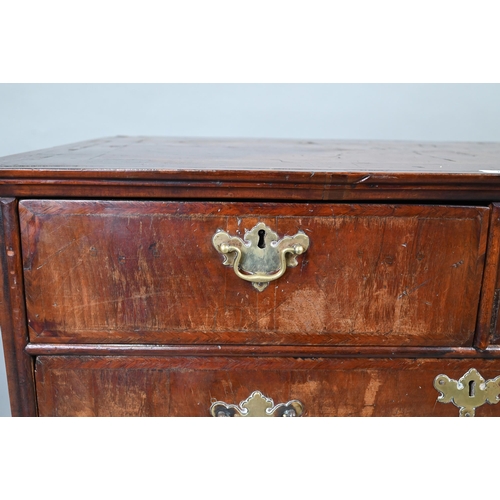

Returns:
1,83,499,416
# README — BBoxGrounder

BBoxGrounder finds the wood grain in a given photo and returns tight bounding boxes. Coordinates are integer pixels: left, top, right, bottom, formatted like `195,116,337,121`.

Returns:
0,198,37,416
35,355,500,417
20,200,489,346
2,136,500,172
3,137,500,418
475,204,500,349
1,137,500,201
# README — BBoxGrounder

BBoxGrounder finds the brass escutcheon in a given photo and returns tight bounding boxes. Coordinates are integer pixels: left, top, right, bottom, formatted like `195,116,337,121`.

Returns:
433,368,500,417
212,222,309,291
210,390,304,417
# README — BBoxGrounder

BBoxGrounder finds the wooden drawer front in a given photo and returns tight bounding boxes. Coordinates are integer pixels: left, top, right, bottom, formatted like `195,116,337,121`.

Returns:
20,201,488,346
35,356,500,416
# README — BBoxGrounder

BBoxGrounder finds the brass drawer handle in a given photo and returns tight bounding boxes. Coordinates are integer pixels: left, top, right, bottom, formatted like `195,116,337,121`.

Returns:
434,368,500,417
212,222,309,291
210,390,304,417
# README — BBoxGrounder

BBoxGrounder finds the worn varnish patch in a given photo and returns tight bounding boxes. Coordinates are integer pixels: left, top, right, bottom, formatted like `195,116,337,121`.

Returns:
20,200,489,347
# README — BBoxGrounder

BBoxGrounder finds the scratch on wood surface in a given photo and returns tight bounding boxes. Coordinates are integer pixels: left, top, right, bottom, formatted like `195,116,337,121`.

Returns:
35,237,84,270
38,259,86,303
40,220,76,238
28,257,86,303
397,279,431,299
69,289,173,310
354,175,371,184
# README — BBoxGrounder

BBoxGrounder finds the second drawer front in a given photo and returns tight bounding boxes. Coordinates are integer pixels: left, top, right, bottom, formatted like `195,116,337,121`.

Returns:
35,355,500,417
20,200,488,346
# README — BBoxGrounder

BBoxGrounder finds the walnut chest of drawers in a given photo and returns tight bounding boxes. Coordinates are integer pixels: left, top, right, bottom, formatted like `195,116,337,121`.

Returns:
2,137,500,417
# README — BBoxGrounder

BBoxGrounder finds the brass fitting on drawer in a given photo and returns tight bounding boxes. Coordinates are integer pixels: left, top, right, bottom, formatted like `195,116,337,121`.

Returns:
213,222,309,291
210,390,304,417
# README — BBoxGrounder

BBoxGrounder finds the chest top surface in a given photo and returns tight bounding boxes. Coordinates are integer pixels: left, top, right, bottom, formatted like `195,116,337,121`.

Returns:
0,137,499,201
1,136,500,172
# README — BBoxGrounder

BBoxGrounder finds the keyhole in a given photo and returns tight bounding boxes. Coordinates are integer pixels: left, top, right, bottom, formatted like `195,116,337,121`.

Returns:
469,380,475,397
258,229,266,249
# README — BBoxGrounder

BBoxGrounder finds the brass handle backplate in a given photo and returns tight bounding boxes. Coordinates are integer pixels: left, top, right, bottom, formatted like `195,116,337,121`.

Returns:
210,390,304,417
434,368,500,417
212,222,309,291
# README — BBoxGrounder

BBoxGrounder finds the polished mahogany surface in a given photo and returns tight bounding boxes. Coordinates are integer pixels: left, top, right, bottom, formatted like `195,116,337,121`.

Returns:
1,137,500,201
1,138,500,416
20,200,488,347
